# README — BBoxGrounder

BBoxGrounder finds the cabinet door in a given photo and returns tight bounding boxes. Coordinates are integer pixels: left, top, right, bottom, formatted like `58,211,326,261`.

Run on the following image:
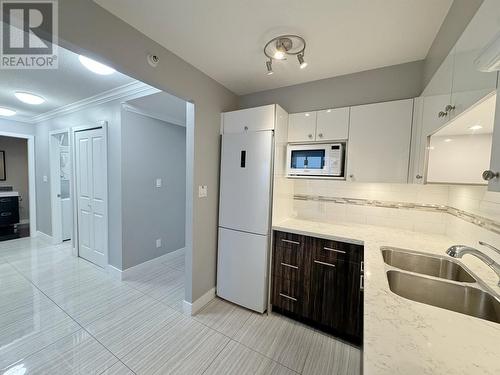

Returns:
450,0,499,120
347,99,413,183
316,107,349,141
288,112,317,142
488,93,500,192
223,105,275,133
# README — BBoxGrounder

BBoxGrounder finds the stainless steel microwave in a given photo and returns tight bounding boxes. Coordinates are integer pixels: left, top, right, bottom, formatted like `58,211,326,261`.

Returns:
286,143,344,177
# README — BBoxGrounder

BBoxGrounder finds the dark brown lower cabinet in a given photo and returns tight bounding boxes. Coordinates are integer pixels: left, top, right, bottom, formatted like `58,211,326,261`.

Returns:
271,230,364,345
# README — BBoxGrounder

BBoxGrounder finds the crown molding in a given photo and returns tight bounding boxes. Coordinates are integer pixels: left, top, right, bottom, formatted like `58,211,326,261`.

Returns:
121,103,185,127
29,81,160,124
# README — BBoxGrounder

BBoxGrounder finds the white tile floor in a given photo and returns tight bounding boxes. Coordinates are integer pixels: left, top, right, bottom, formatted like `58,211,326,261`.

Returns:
0,236,361,374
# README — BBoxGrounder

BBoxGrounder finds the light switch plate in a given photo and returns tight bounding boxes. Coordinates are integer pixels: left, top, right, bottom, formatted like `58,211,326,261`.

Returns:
198,185,208,198
156,238,162,248
156,178,162,188
43,175,48,183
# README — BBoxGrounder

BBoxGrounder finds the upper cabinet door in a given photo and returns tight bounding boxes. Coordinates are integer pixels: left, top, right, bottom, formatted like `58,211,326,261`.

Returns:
316,107,349,141
450,0,499,120
347,99,413,183
223,104,275,133
288,112,317,142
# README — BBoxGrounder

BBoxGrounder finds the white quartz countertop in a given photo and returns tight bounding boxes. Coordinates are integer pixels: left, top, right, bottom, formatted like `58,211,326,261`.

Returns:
0,191,18,197
272,219,500,375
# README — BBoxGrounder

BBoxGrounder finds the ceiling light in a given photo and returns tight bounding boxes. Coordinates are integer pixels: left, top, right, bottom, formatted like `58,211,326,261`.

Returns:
469,124,483,131
264,35,306,74
266,60,273,75
78,55,115,75
0,107,16,116
297,53,308,69
14,92,45,105
444,138,452,143
305,113,310,117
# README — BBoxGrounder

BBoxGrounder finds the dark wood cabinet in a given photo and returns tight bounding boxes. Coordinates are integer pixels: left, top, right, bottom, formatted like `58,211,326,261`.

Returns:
271,230,364,345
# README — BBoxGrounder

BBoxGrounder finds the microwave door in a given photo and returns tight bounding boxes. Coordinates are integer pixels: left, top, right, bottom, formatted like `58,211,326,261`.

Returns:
290,148,326,174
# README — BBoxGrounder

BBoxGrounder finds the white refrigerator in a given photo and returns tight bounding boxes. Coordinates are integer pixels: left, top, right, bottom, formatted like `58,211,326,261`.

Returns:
217,130,274,313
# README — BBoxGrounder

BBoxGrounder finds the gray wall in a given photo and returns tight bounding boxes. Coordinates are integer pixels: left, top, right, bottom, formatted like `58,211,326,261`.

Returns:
0,136,29,221
58,0,238,302
423,0,483,88
121,109,186,269
239,61,424,113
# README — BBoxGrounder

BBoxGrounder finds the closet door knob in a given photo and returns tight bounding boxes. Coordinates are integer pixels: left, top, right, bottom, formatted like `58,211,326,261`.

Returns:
318,133,323,138
416,175,423,180
445,105,456,112
438,111,447,118
308,134,313,139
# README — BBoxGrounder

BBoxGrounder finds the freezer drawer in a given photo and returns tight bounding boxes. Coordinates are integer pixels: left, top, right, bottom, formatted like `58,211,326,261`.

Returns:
216,227,269,313
219,131,273,235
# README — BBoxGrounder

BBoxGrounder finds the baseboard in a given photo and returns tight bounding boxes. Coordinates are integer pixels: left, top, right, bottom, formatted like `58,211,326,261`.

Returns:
111,247,185,281
107,264,123,281
35,231,53,242
183,287,216,316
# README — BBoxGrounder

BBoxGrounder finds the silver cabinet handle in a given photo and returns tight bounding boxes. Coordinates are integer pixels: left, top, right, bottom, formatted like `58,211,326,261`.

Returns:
482,170,499,181
281,239,300,245
280,262,298,270
438,111,447,118
279,293,297,302
415,174,423,180
360,274,364,291
445,105,455,112
314,260,335,268
361,261,364,272
323,247,346,254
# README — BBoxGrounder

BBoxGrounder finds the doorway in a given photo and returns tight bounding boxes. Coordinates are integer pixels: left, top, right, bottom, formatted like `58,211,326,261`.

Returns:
49,130,72,244
73,124,108,268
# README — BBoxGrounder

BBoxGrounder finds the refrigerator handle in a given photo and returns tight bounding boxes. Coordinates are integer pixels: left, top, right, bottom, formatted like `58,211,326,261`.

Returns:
240,150,246,168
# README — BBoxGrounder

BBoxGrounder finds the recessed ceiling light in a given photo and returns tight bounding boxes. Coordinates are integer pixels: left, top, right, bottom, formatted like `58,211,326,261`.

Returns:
444,138,452,143
326,109,332,113
469,124,482,131
14,92,45,105
305,113,310,117
0,107,16,116
78,55,115,75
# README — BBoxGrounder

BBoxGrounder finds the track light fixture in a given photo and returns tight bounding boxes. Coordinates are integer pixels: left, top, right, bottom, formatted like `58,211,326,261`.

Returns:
266,60,273,75
263,35,307,75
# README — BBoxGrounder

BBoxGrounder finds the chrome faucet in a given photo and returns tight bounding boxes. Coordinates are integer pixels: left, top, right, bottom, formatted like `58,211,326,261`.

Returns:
446,242,500,286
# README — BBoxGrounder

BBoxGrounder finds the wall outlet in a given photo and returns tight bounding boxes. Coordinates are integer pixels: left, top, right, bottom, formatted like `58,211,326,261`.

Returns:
198,185,208,198
156,178,162,188
156,238,162,248
43,175,48,183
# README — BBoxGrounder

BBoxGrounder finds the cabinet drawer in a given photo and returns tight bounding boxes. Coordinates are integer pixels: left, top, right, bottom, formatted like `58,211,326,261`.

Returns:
314,238,363,265
273,231,304,278
223,105,275,133
0,196,18,211
271,276,309,316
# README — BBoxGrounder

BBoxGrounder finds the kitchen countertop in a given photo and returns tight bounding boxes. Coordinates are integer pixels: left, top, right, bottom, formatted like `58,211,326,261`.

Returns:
272,219,500,375
0,191,18,197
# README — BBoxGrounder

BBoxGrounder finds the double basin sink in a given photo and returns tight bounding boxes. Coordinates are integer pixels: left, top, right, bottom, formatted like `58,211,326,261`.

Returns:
381,247,500,324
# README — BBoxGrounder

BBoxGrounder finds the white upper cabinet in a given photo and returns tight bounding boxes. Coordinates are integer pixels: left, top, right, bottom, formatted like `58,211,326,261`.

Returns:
223,104,275,133
489,93,500,192
449,0,499,120
288,111,317,142
316,107,349,141
288,107,349,142
347,99,414,183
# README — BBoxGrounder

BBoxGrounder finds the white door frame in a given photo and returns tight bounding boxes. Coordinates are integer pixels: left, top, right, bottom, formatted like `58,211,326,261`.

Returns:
49,128,71,244
0,131,36,238
71,121,109,266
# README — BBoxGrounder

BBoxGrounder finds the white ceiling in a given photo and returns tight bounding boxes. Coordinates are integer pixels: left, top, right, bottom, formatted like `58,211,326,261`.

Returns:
0,44,134,122
95,0,452,95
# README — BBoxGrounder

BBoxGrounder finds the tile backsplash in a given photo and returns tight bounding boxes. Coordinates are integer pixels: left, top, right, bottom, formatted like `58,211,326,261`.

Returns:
291,179,500,253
